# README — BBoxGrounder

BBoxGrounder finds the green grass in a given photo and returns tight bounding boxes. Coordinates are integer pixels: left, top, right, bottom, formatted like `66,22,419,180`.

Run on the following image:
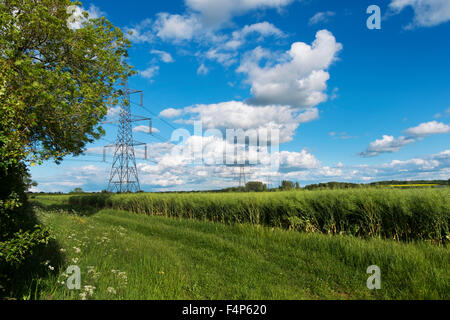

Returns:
27,195,450,300
67,188,450,243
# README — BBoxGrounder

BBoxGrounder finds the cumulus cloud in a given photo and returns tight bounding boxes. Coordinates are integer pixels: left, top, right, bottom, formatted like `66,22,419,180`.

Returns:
140,66,160,81
278,150,321,170
160,108,184,118
205,48,238,66
185,0,294,27
127,0,293,45
297,108,319,124
197,63,209,75
404,121,450,138
133,126,160,134
360,135,415,157
125,18,155,43
33,146,450,192
153,13,203,42
151,49,174,63
309,11,335,25
106,106,121,119
389,0,450,29
203,21,285,66
169,101,319,143
237,30,342,109
237,21,285,39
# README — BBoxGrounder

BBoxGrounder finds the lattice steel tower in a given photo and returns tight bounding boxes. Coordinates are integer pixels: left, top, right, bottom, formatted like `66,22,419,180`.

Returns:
104,85,151,193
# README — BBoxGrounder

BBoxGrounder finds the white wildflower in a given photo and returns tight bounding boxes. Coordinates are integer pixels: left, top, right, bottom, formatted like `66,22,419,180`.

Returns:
107,287,117,295
83,285,96,296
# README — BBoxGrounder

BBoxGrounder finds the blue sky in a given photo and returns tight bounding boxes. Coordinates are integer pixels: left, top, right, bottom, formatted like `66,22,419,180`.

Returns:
30,0,450,192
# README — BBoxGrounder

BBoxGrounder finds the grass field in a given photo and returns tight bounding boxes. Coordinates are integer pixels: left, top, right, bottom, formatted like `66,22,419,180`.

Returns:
67,188,450,243
21,193,450,300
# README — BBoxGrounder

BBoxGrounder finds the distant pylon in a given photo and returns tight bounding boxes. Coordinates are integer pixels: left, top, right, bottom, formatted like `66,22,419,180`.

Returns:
239,165,246,188
105,84,151,193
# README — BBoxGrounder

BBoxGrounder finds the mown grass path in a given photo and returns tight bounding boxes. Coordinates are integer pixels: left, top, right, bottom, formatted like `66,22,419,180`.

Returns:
32,198,449,300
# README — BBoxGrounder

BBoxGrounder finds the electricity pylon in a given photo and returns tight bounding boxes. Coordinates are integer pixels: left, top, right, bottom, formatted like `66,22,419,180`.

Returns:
238,164,247,187
103,84,152,193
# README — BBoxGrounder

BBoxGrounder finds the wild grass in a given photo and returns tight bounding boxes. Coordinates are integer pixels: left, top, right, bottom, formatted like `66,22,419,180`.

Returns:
31,204,450,300
66,188,450,243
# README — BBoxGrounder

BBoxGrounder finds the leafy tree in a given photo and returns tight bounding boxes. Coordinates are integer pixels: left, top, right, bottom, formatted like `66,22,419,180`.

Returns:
70,187,84,194
1,0,133,167
0,0,133,295
280,180,295,191
245,181,267,192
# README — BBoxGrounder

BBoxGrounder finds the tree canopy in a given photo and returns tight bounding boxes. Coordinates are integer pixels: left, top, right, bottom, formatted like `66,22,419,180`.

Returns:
0,0,134,170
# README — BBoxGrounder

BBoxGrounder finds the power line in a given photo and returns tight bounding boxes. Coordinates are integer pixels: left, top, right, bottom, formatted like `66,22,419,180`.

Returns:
131,101,180,131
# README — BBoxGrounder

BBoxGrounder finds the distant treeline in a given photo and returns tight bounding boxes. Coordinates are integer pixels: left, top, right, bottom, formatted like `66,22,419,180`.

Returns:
305,180,450,190
30,180,450,195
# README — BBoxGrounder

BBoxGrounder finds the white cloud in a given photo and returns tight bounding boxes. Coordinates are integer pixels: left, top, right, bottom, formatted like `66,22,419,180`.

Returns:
106,106,121,119
154,13,202,42
179,101,316,143
160,108,183,118
125,19,155,43
404,121,450,138
383,158,440,171
297,108,319,124
185,0,294,27
330,87,339,100
151,49,174,63
360,135,415,157
238,21,285,38
309,11,335,25
237,30,342,109
203,21,284,66
278,150,321,170
129,0,292,45
133,126,160,134
33,146,450,192
67,4,104,30
389,0,450,28
197,63,209,75
205,48,237,66
140,66,160,81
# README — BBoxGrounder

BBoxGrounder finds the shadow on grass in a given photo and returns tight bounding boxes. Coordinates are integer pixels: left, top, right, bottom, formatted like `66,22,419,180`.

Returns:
9,238,66,300
1,204,66,300
6,195,112,299
30,198,107,217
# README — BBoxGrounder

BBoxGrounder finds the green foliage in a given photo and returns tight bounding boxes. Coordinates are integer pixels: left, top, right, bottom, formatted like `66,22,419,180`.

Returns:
305,182,364,190
280,180,295,191
0,0,133,167
67,188,450,243
0,227,52,265
0,163,53,294
245,181,267,192
69,188,84,194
